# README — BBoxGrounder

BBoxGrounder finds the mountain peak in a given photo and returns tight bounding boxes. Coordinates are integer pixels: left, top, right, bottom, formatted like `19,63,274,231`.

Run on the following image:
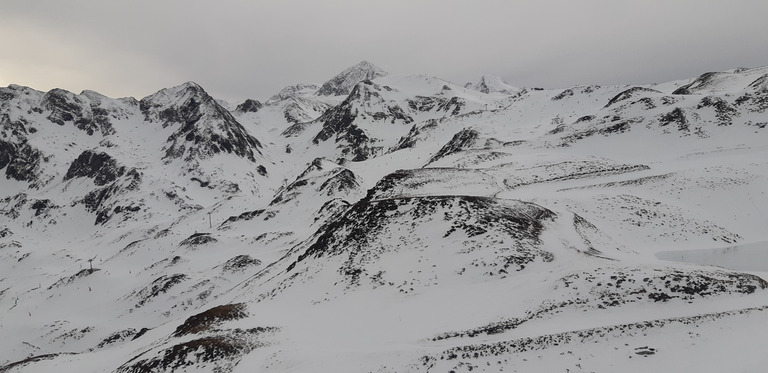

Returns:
180,81,205,90
267,83,319,103
316,60,388,96
139,81,212,112
466,75,522,95
138,82,263,162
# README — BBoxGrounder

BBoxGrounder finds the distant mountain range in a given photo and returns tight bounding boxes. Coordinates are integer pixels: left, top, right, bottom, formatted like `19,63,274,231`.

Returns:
1,61,768,373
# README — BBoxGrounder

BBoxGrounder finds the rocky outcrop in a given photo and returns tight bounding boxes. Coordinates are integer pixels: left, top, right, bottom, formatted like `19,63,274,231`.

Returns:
235,99,263,113
317,61,388,96
140,82,263,162
42,88,115,136
64,150,126,186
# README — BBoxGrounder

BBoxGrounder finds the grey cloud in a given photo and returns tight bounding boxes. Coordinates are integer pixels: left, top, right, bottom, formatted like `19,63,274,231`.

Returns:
1,0,767,102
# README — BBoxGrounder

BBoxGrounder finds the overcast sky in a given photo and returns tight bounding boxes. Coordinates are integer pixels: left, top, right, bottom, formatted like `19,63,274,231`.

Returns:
2,0,767,102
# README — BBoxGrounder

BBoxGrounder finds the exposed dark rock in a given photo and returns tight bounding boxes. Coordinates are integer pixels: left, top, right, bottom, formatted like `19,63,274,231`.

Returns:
552,89,574,101
391,120,439,152
672,72,719,95
286,196,556,281
697,96,737,125
222,255,262,273
220,210,265,228
64,150,126,186
604,87,662,108
114,329,272,373
0,139,43,184
747,74,768,93
190,177,210,188
0,227,12,238
407,96,465,116
317,61,387,96
257,165,268,176
600,119,632,134
42,88,114,135
281,98,333,125
637,97,657,109
235,99,263,113
95,329,139,349
433,318,525,341
81,185,118,224
0,113,32,141
180,232,218,248
139,82,263,162
131,328,151,341
318,169,359,196
0,353,77,373
428,128,480,164
173,303,248,337
269,159,360,206
30,199,58,217
312,85,370,160
659,107,689,132
47,268,101,290
134,274,189,308
363,170,411,201
424,305,768,367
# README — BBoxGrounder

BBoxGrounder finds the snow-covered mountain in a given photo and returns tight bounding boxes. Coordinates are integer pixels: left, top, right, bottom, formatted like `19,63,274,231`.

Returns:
466,75,524,96
317,60,388,96
1,62,768,373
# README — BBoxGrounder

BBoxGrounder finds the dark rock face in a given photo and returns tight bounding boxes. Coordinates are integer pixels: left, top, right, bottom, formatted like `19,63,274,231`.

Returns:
428,128,480,164
317,61,388,96
313,81,420,161
172,303,248,337
407,96,465,116
391,120,440,152
139,83,263,162
284,195,556,286
64,150,126,186
235,99,263,113
552,89,574,101
31,199,57,217
672,72,720,95
318,169,359,196
42,89,115,136
605,87,662,108
747,74,768,93
312,84,371,161
0,113,34,141
134,274,189,308
114,328,273,373
180,232,218,248
47,268,101,290
269,159,360,206
220,209,265,228
79,168,143,225
95,329,140,349
0,139,43,184
659,107,689,132
82,184,122,225
222,255,262,273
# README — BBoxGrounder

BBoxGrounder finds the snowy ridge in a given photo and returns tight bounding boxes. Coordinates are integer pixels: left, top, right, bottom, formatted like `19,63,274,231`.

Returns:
1,62,768,373
466,75,524,96
316,60,388,96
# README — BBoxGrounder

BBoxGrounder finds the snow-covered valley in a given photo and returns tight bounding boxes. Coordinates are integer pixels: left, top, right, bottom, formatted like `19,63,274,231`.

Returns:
1,61,767,372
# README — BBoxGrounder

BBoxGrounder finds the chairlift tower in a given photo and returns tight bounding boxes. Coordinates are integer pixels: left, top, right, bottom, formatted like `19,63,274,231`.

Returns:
88,255,98,270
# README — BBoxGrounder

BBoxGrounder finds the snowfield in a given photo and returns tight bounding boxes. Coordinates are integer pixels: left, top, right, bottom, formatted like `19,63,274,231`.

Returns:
1,61,768,372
